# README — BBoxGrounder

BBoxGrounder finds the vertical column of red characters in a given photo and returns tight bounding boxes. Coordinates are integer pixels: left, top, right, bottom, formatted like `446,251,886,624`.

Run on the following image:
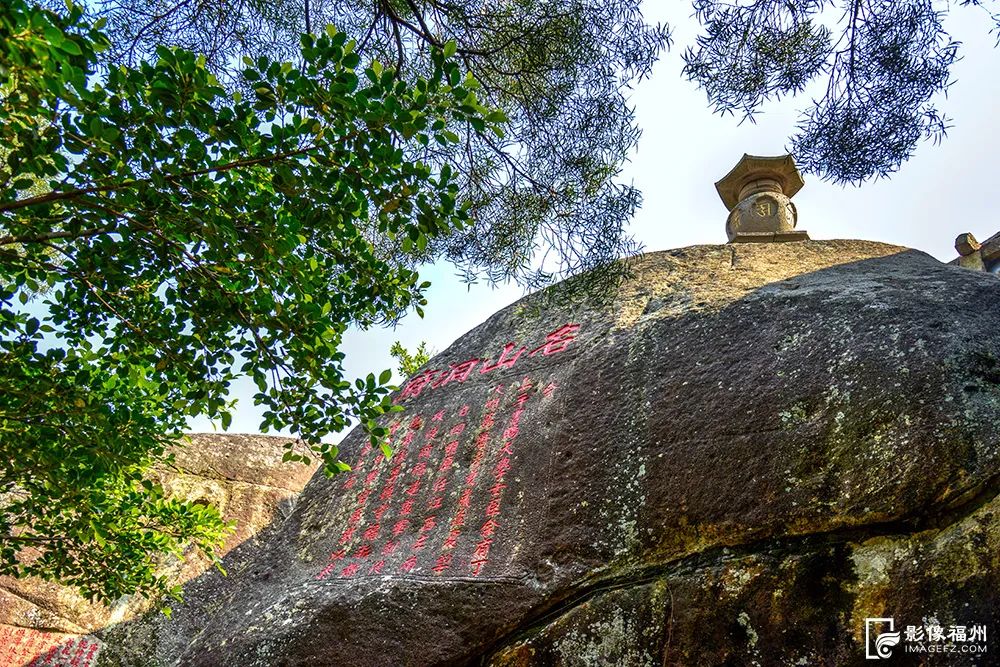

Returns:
359,413,428,575
338,415,422,578
0,626,20,665
426,404,471,575
426,384,505,575
398,406,465,573
470,378,535,575
316,416,401,580
364,413,438,574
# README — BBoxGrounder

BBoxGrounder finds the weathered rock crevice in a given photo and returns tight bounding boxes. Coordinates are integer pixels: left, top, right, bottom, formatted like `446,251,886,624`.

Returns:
0,585,88,634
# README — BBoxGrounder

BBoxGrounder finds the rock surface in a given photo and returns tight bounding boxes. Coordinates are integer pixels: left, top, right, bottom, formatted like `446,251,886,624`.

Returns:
0,434,316,666
29,240,1000,666
95,240,996,666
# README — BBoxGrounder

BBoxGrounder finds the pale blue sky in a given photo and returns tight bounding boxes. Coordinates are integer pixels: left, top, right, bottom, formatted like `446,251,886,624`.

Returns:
191,1,1000,436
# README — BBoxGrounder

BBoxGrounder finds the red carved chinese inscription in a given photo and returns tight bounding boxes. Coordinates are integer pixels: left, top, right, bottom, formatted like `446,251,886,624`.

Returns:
318,413,422,580
479,342,526,374
318,369,559,580
470,538,492,576
400,369,440,399
529,323,580,357
433,552,453,574
0,630,105,667
396,324,580,402
465,381,539,576
431,359,480,389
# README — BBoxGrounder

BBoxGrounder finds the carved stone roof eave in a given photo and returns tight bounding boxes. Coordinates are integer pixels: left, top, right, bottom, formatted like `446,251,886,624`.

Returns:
715,154,805,210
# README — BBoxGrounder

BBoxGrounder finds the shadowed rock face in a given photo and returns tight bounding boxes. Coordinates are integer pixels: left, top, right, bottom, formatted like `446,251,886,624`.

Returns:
0,434,316,667
95,241,1000,666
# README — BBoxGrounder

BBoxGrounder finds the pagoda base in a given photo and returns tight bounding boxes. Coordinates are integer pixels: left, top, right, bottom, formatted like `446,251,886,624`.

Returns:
728,230,810,244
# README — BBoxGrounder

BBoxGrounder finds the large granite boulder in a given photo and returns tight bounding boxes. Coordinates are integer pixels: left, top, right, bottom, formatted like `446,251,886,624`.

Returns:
96,241,1000,665
0,434,316,667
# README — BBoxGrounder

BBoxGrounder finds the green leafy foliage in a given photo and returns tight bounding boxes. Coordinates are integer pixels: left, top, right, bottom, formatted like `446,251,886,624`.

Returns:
389,340,431,378
76,0,670,291
0,0,498,602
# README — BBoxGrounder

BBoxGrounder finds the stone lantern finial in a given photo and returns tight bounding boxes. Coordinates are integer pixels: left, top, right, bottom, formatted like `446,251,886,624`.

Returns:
715,154,809,243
